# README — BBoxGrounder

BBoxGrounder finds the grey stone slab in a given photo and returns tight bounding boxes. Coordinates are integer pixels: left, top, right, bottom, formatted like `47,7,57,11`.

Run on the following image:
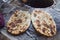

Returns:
1,0,60,40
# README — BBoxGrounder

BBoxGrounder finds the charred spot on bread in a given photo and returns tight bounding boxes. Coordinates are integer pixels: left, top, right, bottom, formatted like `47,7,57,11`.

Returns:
9,22,15,28
15,19,22,23
34,13,37,17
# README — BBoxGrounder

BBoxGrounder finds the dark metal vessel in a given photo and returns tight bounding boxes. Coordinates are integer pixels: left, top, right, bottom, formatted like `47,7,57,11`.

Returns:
21,0,54,8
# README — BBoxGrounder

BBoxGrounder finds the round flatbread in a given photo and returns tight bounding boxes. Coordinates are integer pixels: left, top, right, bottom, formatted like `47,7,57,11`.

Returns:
7,10,31,35
31,9,56,36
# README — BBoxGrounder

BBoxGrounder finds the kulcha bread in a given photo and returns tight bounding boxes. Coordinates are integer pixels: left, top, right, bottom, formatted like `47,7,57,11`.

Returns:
7,10,31,35
6,9,56,36
31,9,56,36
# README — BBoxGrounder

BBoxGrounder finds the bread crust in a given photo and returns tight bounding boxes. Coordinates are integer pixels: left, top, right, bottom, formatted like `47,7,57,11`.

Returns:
31,9,56,36
7,10,31,35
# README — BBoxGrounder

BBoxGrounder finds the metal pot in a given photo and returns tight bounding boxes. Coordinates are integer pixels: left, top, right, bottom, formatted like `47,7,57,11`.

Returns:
21,0,54,8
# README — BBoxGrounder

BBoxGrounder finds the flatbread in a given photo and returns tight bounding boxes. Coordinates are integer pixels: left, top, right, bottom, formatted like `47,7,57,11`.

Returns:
31,9,56,36
7,10,30,35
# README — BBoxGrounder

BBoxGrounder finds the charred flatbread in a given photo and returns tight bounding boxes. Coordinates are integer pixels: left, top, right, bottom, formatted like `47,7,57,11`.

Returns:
31,9,56,36
7,10,30,35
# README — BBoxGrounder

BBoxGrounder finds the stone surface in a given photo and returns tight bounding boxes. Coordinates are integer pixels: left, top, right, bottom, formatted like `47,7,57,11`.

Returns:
0,32,10,40
0,0,60,40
